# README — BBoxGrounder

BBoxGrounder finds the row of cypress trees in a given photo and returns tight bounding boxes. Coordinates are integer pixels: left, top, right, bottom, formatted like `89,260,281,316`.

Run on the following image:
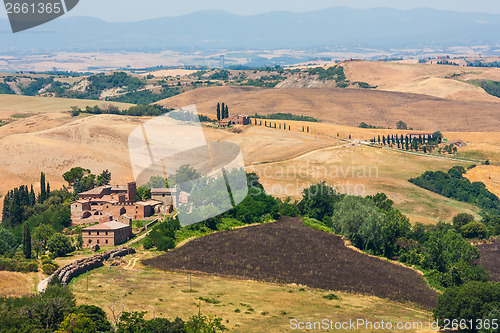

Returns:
216,102,229,121
2,172,50,228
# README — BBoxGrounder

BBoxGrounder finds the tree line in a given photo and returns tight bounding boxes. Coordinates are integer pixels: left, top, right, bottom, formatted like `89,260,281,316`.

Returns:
410,166,500,216
370,131,443,153
251,113,319,122
70,104,171,117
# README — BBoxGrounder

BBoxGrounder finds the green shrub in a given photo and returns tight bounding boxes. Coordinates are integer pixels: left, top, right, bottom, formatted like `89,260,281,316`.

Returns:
42,262,59,275
460,222,489,239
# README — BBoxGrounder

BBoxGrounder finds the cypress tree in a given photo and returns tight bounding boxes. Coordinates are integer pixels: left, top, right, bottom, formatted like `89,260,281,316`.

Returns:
225,105,229,119
29,185,36,206
23,223,31,259
217,103,221,121
307,126,309,133
39,172,46,203
383,136,386,145
378,135,381,143
221,103,225,119
46,182,50,198
2,191,11,225
289,126,291,130
11,188,23,227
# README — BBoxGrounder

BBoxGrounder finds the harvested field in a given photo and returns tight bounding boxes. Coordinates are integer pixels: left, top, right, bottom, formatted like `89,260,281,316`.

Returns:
143,217,439,309
477,242,500,282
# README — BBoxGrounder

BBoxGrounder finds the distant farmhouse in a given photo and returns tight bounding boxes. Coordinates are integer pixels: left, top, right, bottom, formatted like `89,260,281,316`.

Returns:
71,182,176,225
219,115,250,128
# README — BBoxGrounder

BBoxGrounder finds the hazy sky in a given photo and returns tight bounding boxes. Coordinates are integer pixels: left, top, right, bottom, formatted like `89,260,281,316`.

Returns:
1,0,500,21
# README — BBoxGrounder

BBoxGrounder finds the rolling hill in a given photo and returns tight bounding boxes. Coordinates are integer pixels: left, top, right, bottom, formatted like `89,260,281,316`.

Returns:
157,86,500,132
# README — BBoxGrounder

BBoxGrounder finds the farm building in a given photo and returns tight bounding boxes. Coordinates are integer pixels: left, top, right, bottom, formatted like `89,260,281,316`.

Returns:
218,115,250,127
71,182,163,225
82,221,133,247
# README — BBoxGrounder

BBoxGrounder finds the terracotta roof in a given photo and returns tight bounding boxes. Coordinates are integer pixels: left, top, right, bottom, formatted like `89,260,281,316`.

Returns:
79,186,110,196
83,221,130,231
110,185,128,191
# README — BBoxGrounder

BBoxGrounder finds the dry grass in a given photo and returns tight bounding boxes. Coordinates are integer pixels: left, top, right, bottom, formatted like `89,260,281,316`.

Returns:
247,141,479,224
70,253,437,333
465,165,500,198
157,86,500,132
0,271,38,297
0,113,487,224
0,114,142,212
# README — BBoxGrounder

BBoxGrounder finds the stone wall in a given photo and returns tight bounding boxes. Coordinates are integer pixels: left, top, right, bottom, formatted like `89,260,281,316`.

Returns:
47,247,136,285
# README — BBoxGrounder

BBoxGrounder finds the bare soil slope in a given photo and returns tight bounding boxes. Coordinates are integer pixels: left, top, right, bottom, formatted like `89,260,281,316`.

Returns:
157,86,500,132
143,217,439,309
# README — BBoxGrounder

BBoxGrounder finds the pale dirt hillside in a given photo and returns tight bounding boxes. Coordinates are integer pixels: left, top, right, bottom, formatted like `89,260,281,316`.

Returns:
0,113,481,224
156,86,500,132
342,61,500,103
0,114,141,209
0,115,337,212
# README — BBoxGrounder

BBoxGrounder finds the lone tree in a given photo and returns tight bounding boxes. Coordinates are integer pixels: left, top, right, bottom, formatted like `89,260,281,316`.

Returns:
23,223,31,259
396,121,408,130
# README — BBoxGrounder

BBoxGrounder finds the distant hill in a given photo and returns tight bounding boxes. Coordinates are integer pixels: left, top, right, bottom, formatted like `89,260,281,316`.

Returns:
1,7,500,52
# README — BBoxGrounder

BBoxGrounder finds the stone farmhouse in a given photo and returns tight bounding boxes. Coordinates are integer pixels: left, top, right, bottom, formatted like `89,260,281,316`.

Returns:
71,182,177,225
219,115,250,128
82,220,133,247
